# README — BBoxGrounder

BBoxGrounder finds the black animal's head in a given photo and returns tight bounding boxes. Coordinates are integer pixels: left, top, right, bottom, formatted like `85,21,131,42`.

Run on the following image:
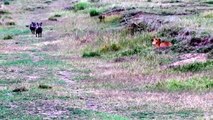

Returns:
36,22,42,28
30,22,37,27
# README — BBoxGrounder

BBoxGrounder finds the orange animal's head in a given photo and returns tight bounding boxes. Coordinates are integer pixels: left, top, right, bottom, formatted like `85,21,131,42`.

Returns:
152,38,161,46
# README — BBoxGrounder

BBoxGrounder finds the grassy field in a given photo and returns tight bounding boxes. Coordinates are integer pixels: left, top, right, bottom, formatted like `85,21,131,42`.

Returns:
0,0,212,119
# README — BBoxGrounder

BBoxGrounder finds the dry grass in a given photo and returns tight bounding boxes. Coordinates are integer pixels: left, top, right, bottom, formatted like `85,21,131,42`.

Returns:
0,0,212,119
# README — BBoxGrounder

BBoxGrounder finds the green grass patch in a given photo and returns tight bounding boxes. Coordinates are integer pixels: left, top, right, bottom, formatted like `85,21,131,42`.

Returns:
0,10,10,14
3,35,13,40
74,1,90,11
89,8,102,16
204,1,213,4
83,33,153,59
73,75,93,81
4,1,10,5
104,15,122,26
202,11,213,18
82,51,100,58
153,77,213,91
67,107,129,120
53,14,62,17
38,84,52,89
0,27,30,39
173,61,213,72
0,53,65,68
131,109,203,119
0,105,42,120
0,78,23,85
100,43,121,53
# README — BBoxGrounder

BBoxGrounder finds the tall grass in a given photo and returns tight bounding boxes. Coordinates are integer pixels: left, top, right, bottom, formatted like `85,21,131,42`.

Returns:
82,33,153,58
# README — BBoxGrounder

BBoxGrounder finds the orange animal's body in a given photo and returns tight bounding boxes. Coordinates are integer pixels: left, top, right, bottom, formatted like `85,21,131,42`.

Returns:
152,38,172,48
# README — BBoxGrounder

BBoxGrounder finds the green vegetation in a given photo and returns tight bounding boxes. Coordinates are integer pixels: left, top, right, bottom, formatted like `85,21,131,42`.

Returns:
38,84,52,89
173,61,213,72
0,0,212,119
104,15,122,25
82,51,100,58
3,35,13,40
0,105,41,120
4,1,10,5
0,53,65,68
202,11,213,18
54,14,62,17
5,21,16,26
74,1,90,11
153,77,213,91
0,27,29,39
83,33,153,58
67,108,129,120
131,109,203,119
0,10,10,15
89,8,101,16
204,1,213,4
100,43,121,53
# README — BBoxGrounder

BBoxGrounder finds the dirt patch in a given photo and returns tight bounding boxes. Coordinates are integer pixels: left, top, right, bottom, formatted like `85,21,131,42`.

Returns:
57,70,76,84
23,100,70,119
168,53,208,68
90,89,213,112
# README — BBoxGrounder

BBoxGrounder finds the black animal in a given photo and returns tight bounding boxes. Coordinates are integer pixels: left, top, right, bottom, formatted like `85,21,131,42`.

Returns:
29,22,37,34
98,15,105,22
36,22,43,37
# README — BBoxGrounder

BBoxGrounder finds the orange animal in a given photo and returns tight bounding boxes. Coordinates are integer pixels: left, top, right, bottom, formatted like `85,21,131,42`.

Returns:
152,38,173,48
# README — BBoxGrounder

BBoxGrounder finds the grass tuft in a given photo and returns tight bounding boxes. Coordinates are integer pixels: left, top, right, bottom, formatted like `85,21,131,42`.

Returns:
153,77,213,91
3,35,13,40
38,84,52,89
82,51,100,58
0,10,10,14
89,8,101,16
202,11,213,18
74,1,90,11
100,43,121,53
173,61,213,72
4,1,10,5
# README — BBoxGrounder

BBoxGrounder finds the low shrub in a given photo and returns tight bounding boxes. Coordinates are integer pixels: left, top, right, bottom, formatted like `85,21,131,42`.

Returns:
54,14,62,17
82,51,100,58
0,10,10,14
74,2,90,11
38,84,52,89
5,21,15,26
89,8,101,17
4,1,10,5
3,35,13,40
